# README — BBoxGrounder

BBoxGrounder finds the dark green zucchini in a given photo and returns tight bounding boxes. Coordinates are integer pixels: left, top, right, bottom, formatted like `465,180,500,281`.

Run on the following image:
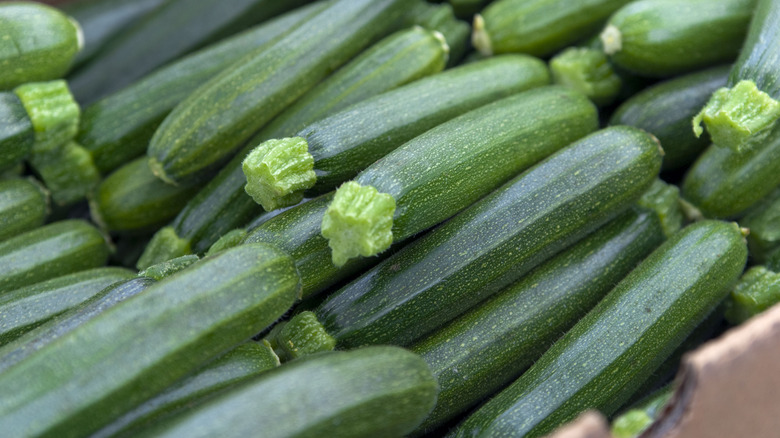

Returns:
693,0,780,153
0,92,34,172
0,220,110,293
0,267,133,345
601,0,755,77
611,386,674,438
136,346,438,438
148,0,412,184
724,266,780,325
637,179,683,238
68,0,311,105
410,206,665,434
452,220,747,438
0,178,48,242
321,86,597,266
610,65,730,171
0,243,300,438
549,46,622,107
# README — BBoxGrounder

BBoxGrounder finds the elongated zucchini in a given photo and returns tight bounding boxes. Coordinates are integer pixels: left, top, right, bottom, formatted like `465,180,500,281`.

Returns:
321,86,597,266
0,178,48,242
0,243,300,438
137,346,438,438
472,0,631,56
0,3,82,90
0,220,110,293
740,187,780,261
610,65,730,171
550,47,622,107
452,220,747,438
724,266,780,325
693,0,780,153
68,0,310,105
637,179,683,238
92,341,279,438
601,0,755,77
244,54,549,211
76,3,323,176
0,267,133,345
410,207,665,434
148,0,412,185
0,92,34,172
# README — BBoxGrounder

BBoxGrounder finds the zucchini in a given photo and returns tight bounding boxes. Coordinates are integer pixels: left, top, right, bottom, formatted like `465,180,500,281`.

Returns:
693,0,780,153
289,126,662,351
0,92,34,172
0,178,48,243
0,220,110,293
740,187,780,261
410,206,665,434
321,86,597,266
92,341,279,438
243,54,549,211
472,0,632,57
0,2,82,90
549,46,622,107
610,65,730,171
724,266,780,325
0,243,300,438
637,179,683,238
600,0,755,77
681,122,780,218
611,386,674,438
137,346,438,438
68,0,310,105
147,0,412,185
76,3,324,176
452,220,747,438
0,267,133,345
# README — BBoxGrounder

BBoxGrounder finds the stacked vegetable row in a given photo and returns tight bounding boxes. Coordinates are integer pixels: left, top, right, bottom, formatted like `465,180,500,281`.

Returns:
1,0,779,437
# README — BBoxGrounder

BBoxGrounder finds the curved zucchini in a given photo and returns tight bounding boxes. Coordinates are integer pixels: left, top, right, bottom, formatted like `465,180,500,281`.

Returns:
452,220,747,437
410,207,664,434
0,267,133,345
601,0,755,77
137,346,438,438
610,65,730,171
550,46,622,107
0,243,300,438
0,3,82,90
0,220,110,293
724,266,780,325
147,0,411,184
0,92,34,171
321,86,597,266
0,178,48,242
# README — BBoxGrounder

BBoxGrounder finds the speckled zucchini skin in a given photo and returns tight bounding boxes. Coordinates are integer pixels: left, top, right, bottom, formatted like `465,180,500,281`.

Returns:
453,220,747,438
0,93,34,172
0,178,48,242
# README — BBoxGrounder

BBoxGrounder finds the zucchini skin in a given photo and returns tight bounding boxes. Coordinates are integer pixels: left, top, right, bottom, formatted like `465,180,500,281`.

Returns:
453,220,747,437
411,207,665,434
603,0,755,77
68,0,310,105
76,3,323,175
317,126,662,349
0,92,34,172
724,266,780,325
610,65,730,171
0,3,81,90
148,0,412,184
0,243,300,438
0,220,110,293
729,0,780,97
0,267,133,345
740,187,780,261
0,178,48,243
138,346,438,438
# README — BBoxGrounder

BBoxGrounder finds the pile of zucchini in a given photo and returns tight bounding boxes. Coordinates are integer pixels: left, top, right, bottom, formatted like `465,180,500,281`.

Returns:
1,0,778,436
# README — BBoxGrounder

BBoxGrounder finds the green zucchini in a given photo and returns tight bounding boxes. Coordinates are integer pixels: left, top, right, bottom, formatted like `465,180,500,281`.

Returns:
147,0,412,185
0,220,110,293
0,243,300,438
452,220,747,438
0,2,82,90
92,341,279,438
76,3,324,176
68,0,310,105
740,186,780,261
637,179,683,238
0,178,48,242
405,1,470,66
90,157,204,233
410,206,665,434
0,92,34,172
693,0,780,153
287,126,662,351
472,0,632,57
612,386,674,438
321,86,597,266
549,46,622,107
0,267,133,345
601,0,755,77
610,65,730,171
243,54,549,211
724,266,780,325
30,140,101,206
137,346,438,438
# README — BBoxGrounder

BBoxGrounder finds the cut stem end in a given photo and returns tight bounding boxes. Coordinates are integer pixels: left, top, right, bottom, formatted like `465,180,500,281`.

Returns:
242,137,315,211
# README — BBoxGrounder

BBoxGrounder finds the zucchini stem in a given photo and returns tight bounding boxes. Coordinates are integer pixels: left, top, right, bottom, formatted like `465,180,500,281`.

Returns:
14,80,79,154
273,311,335,362
32,141,100,205
242,137,316,211
600,24,622,56
471,14,492,56
136,226,192,270
550,47,622,107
